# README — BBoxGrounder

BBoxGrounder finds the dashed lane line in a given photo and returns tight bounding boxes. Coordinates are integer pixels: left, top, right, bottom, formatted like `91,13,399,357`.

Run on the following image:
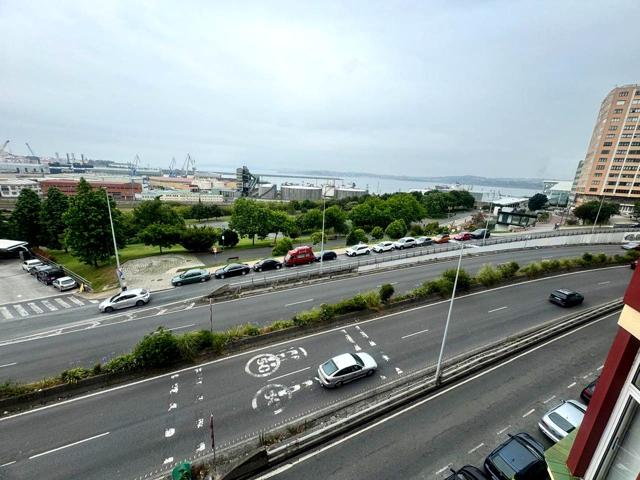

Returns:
468,442,484,454
435,464,453,475
488,306,508,313
496,425,511,435
0,461,16,467
401,328,430,339
522,409,535,418
0,362,17,369
28,431,110,460
284,299,314,308
543,395,557,404
567,382,577,388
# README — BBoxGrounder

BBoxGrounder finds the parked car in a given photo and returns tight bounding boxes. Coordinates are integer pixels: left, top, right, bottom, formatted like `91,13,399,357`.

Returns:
214,263,251,279
549,289,584,307
253,258,283,272
484,432,549,480
393,237,417,249
22,259,43,272
31,264,51,276
632,260,637,270
284,246,315,266
453,232,473,241
372,241,395,253
444,466,489,480
171,268,211,286
314,251,338,262
52,276,78,291
36,266,65,285
318,352,377,388
539,399,587,443
416,236,433,247
622,242,640,251
581,377,599,404
470,229,490,239
433,233,451,244
99,288,151,313
345,244,371,257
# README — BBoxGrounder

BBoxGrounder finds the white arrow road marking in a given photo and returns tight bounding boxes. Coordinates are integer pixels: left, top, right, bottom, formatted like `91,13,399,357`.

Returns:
168,403,177,411
382,355,390,362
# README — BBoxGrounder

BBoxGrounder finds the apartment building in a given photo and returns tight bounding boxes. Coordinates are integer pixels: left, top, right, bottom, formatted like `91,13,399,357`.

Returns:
572,84,640,215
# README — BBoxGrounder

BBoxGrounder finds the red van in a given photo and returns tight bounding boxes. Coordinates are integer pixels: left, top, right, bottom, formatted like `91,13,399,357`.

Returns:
284,246,315,266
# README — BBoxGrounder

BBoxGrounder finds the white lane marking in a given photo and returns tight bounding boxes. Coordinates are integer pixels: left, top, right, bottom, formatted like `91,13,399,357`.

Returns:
567,382,577,388
0,362,17,368
169,324,196,331
395,367,403,375
496,425,511,435
598,281,611,285
401,328,430,339
13,304,29,317
354,344,362,352
270,367,311,382
89,299,98,304
382,355,390,362
165,428,175,438
597,365,604,370
54,298,71,308
582,374,590,379
436,464,453,475
284,299,314,308
196,442,205,452
156,309,167,316
168,403,177,411
27,302,43,314
522,409,535,418
67,296,84,306
41,300,57,311
0,461,16,467
488,306,508,313
185,302,195,310
0,307,14,319
252,312,618,479
468,442,484,454
163,457,174,465
369,340,377,347
28,432,110,459
345,334,355,344
543,395,557,404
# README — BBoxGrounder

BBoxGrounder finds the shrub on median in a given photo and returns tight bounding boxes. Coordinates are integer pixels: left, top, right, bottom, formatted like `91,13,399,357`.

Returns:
476,265,502,287
379,283,395,303
60,367,92,384
497,261,519,279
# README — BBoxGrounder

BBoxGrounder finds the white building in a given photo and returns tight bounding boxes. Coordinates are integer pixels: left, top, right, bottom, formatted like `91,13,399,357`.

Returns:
136,190,224,204
0,178,42,198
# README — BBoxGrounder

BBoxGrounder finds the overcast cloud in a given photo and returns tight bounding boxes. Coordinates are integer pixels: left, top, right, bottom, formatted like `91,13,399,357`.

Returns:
1,0,639,179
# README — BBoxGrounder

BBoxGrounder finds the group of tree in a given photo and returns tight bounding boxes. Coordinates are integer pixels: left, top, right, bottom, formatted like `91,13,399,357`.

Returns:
573,200,621,225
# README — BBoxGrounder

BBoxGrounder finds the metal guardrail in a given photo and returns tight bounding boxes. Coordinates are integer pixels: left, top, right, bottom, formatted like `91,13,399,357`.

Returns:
31,253,93,292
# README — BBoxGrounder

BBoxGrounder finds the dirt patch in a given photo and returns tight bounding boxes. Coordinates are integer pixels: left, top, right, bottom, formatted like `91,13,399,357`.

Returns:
121,254,204,291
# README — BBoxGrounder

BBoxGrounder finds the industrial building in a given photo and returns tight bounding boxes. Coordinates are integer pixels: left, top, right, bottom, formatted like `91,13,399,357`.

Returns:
0,178,41,198
281,184,323,201
39,178,141,200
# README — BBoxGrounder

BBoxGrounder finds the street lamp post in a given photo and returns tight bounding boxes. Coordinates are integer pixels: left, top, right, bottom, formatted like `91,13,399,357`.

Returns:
320,193,326,272
482,202,493,247
591,195,606,235
105,189,125,291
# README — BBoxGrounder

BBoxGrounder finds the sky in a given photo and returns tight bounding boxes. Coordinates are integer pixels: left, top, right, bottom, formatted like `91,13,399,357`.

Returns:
1,1,639,180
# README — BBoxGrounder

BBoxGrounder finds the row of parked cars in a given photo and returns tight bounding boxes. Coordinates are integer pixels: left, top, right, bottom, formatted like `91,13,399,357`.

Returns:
21,259,78,291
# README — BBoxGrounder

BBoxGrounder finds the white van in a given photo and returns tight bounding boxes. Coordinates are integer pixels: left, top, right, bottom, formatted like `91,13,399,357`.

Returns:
22,259,43,272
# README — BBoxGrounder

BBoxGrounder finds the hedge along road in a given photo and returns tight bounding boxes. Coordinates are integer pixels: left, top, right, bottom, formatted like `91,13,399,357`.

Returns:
0,267,632,480
0,244,627,382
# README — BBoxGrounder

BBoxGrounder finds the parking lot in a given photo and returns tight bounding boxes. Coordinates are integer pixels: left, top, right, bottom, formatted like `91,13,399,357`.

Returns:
0,258,65,305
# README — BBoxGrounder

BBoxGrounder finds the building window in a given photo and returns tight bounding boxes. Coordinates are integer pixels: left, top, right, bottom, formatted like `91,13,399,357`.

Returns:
612,165,623,170
600,157,609,162
631,150,640,155
628,117,639,122
620,91,630,97
619,142,630,146
632,109,640,114
604,142,614,146
617,150,628,154
596,165,606,170
595,173,603,177
610,126,619,131
589,187,597,192
607,134,616,138
617,189,630,194
617,100,626,105
602,150,611,154
622,134,633,138
604,188,614,192
615,108,624,113
614,157,625,162
592,180,600,185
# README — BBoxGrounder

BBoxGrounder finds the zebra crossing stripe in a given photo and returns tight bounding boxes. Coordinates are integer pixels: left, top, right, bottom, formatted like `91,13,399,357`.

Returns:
13,305,29,317
41,300,58,311
27,302,44,314
54,298,71,308
0,306,14,319
67,297,84,306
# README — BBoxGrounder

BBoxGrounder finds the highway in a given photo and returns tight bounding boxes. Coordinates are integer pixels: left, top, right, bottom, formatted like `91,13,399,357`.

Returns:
0,266,630,480
0,244,626,382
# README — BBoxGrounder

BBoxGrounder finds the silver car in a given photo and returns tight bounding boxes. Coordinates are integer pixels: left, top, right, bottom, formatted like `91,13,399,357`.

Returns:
52,276,78,291
99,288,150,313
538,399,586,442
318,352,377,388
372,241,394,253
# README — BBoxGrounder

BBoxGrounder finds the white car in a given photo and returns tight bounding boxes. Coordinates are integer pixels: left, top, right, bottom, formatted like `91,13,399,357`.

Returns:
22,259,43,272
372,241,394,253
317,352,378,388
345,244,371,257
99,288,151,313
393,237,417,249
622,242,640,251
52,276,78,291
538,399,586,443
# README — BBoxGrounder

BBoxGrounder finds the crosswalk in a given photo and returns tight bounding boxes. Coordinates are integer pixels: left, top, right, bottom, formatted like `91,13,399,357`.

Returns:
0,295,95,320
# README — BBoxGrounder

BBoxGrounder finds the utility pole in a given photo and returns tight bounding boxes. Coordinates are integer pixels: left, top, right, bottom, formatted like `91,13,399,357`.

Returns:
105,189,125,291
320,191,326,272
591,195,606,235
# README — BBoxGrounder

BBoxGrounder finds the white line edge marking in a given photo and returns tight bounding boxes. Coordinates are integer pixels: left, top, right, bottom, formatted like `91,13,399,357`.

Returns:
269,367,311,382
468,442,484,454
0,461,16,467
598,281,611,285
0,362,17,368
543,395,556,404
435,464,452,475
496,425,511,435
567,382,577,388
522,409,535,418
28,431,110,459
488,306,508,313
251,312,618,479
169,324,196,331
401,329,430,339
284,299,314,308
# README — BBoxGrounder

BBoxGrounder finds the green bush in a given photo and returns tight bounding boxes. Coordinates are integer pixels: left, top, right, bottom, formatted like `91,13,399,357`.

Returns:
409,224,424,236
293,308,323,326
521,262,543,278
385,219,407,240
263,319,295,333
370,226,384,240
476,265,502,287
241,324,261,336
442,268,472,291
177,330,213,360
497,261,519,279
104,354,138,374
220,229,239,247
133,327,182,369
272,237,294,256
210,332,228,354
60,367,91,384
582,252,594,264
333,295,368,315
346,228,368,246
319,303,336,321
180,226,221,252
423,222,440,235
359,291,381,310
626,250,640,260
594,253,608,264
379,283,395,303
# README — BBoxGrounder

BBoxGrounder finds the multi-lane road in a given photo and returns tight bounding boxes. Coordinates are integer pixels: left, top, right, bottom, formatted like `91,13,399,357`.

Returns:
0,265,631,480
0,244,626,382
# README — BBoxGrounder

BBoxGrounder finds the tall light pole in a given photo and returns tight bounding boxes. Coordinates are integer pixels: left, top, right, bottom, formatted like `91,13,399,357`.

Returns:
482,201,493,247
591,195,606,235
320,191,326,272
105,189,125,291
434,241,478,385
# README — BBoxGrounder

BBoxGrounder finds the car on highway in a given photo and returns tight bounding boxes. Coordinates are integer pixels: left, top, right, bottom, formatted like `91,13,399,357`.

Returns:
453,232,473,241
171,268,211,286
632,259,637,270
36,266,66,285
444,466,489,480
622,242,640,251
416,236,433,247
470,228,490,239
99,288,151,313
393,237,417,249
433,233,451,244
484,432,549,480
581,377,599,404
284,246,315,266
538,399,586,443
317,352,377,388
345,243,371,257
22,259,43,272
214,263,251,279
314,251,338,262
52,276,78,291
253,258,283,272
549,289,584,307
372,241,395,253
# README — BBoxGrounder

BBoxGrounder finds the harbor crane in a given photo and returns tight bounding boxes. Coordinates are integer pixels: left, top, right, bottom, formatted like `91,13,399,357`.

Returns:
181,154,195,177
168,157,177,177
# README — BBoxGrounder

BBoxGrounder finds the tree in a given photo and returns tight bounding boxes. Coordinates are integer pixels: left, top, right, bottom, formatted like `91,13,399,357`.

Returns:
385,219,407,239
272,237,293,256
385,193,426,225
133,198,184,230
269,210,292,243
229,198,270,245
179,226,220,252
220,229,239,247
10,188,42,247
422,191,450,218
310,231,325,245
324,205,348,234
0,210,12,239
297,208,323,232
346,228,368,246
447,190,475,209
528,193,548,211
632,202,640,221
573,200,620,225
138,224,183,253
370,226,384,240
40,187,69,249
63,180,126,267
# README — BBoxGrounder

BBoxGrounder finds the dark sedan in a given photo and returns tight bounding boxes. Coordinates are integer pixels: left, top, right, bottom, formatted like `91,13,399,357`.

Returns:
315,251,338,262
445,465,489,480
470,228,490,239
214,263,251,279
549,289,584,307
171,268,211,286
484,433,549,480
581,377,598,404
253,258,283,272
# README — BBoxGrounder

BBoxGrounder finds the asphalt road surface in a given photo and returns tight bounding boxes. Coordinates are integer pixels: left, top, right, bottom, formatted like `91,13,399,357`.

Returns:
0,266,630,480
